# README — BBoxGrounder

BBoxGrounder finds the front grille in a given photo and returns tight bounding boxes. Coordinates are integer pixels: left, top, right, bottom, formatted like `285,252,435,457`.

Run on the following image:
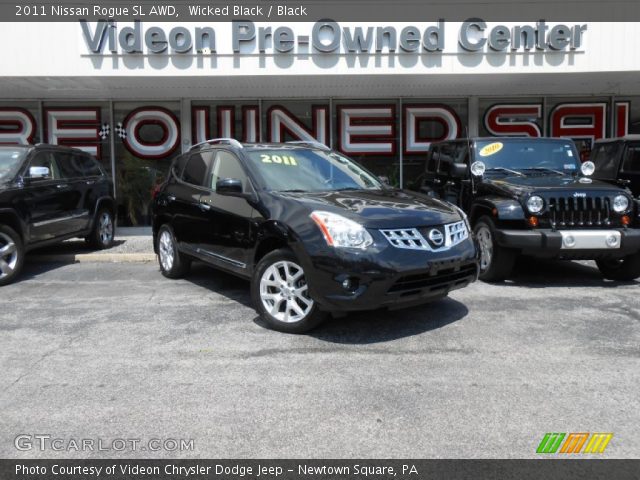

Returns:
380,221,469,252
543,195,614,228
388,263,477,295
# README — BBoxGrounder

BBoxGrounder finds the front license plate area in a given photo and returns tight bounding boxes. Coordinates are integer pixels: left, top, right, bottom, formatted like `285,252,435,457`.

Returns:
559,230,621,250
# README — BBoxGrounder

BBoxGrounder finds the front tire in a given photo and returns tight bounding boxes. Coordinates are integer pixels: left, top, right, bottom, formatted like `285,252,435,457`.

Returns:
87,208,115,249
157,225,191,279
474,216,516,282
251,248,326,333
596,253,640,281
0,225,24,287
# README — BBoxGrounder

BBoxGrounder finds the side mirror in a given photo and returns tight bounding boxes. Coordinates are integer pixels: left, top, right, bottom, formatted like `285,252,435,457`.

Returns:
378,175,391,186
450,162,468,178
216,178,244,196
28,166,50,179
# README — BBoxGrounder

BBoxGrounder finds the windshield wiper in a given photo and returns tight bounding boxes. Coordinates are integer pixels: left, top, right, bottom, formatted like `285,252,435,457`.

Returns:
522,167,566,175
277,189,307,193
485,167,525,177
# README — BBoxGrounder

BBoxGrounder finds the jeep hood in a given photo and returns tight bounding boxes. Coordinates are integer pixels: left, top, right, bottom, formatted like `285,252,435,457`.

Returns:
482,174,626,197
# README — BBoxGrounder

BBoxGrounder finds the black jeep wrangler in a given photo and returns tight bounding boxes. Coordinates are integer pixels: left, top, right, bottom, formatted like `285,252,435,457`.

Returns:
590,136,640,198
0,144,116,286
418,137,640,281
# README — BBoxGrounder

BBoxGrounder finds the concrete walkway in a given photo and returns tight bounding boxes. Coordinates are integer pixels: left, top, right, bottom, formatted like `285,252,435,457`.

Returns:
28,227,156,263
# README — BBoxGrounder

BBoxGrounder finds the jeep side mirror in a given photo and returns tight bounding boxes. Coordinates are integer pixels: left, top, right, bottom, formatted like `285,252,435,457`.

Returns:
450,163,468,178
378,175,391,186
216,178,244,196
28,166,50,179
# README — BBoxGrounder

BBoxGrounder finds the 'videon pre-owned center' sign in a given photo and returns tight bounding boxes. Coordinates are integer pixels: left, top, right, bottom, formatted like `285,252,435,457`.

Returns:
80,20,587,55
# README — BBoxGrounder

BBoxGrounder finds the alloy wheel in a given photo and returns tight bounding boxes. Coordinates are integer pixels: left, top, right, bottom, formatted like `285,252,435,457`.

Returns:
260,260,314,323
0,232,18,280
98,212,114,245
158,230,175,272
476,225,494,272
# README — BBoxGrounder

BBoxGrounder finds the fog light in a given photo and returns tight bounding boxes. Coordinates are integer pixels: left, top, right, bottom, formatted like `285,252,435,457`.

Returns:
606,235,619,248
564,235,576,248
342,279,352,289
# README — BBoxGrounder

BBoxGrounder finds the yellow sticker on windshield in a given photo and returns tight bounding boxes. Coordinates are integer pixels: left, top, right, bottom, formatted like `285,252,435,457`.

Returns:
260,154,298,166
479,142,504,157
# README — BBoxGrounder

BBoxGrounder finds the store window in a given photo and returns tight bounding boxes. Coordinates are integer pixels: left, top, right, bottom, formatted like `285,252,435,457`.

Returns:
192,101,260,144
402,98,467,188
544,97,610,160
42,102,111,175
113,102,181,226
479,98,543,138
332,99,400,184
0,102,40,145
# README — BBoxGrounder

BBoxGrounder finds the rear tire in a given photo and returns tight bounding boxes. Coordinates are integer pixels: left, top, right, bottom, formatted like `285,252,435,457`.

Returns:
157,225,190,279
87,208,115,250
251,248,327,333
474,216,516,282
0,225,24,287
596,253,640,281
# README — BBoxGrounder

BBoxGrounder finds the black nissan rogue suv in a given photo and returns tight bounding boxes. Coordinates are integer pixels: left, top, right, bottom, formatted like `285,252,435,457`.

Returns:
0,144,116,286
417,137,640,282
152,139,479,333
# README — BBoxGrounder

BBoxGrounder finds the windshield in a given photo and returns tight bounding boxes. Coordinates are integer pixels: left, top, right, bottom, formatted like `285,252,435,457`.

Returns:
245,148,384,192
0,149,26,181
474,140,580,174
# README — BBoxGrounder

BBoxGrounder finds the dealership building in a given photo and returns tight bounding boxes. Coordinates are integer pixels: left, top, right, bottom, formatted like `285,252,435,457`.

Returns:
1,20,640,225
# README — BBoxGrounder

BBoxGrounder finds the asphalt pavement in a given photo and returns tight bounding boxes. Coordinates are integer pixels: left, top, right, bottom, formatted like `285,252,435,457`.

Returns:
0,258,638,458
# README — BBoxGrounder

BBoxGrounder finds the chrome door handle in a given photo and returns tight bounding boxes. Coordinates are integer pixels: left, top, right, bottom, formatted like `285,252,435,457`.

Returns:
166,195,176,202
56,184,70,189
199,202,211,211
86,180,96,185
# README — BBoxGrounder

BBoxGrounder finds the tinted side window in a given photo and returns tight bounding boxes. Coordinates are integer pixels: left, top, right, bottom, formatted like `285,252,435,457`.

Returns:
182,151,214,186
210,151,247,191
622,144,640,174
592,143,622,178
427,147,439,173
172,154,189,178
437,144,455,174
27,152,61,180
454,143,470,164
54,152,85,179
71,154,103,177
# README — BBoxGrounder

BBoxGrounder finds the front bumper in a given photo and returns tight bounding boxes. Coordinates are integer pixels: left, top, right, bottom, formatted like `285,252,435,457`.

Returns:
296,237,479,313
494,228,640,259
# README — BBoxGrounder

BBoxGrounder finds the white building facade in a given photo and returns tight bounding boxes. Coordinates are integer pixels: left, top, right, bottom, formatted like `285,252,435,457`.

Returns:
1,21,639,224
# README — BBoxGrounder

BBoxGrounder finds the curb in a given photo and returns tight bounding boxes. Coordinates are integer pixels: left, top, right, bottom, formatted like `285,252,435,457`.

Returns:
28,253,156,264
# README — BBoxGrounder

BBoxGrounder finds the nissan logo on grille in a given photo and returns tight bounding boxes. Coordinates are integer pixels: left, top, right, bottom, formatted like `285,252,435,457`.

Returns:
428,228,445,246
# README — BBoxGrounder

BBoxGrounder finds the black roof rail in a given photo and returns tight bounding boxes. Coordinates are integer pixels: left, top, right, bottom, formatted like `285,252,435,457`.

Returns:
190,138,243,150
285,140,331,151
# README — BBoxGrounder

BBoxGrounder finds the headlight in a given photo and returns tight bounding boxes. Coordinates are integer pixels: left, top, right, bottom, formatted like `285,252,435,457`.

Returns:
454,206,471,232
310,211,373,249
526,195,544,214
613,195,630,213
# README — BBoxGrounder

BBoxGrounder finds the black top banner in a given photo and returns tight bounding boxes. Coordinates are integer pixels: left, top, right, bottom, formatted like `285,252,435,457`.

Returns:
5,0,640,22
1,460,640,480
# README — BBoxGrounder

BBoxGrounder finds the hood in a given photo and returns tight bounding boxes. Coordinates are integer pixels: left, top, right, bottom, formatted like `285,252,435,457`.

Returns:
482,174,627,198
266,189,462,229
